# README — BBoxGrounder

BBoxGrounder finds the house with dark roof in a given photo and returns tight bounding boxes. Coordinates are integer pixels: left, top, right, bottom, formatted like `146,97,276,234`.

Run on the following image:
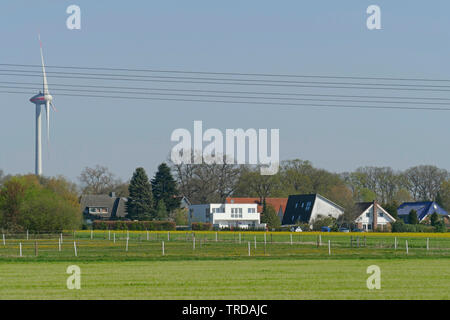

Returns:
281,194,344,225
354,201,396,231
80,192,128,221
397,201,448,223
226,197,288,223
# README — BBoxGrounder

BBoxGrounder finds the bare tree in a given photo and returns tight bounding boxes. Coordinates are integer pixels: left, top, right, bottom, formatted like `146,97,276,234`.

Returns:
78,165,128,196
169,153,241,204
403,165,448,201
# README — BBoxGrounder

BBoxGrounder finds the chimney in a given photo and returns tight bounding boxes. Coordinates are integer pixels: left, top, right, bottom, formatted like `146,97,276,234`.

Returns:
372,200,378,231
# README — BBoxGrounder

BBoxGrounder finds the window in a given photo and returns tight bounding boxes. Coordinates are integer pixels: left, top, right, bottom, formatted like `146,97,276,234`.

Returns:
248,208,256,213
305,201,312,211
89,207,108,214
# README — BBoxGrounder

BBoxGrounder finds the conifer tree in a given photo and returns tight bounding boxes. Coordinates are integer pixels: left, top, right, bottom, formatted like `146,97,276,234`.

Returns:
127,167,154,220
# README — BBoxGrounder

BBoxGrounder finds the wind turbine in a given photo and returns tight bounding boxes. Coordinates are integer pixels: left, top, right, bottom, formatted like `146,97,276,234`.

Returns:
29,35,56,176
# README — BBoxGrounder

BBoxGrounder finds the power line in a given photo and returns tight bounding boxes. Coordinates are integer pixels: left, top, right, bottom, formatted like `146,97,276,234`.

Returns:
2,89,450,111
2,63,450,82
2,69,450,88
4,72,450,92
3,80,450,101
2,84,450,106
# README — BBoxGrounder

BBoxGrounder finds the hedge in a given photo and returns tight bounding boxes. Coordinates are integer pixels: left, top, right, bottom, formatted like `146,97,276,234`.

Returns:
191,222,212,231
92,220,176,231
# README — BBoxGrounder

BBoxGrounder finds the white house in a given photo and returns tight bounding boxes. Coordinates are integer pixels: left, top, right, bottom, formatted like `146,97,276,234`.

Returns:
188,203,265,229
281,194,344,225
354,201,396,231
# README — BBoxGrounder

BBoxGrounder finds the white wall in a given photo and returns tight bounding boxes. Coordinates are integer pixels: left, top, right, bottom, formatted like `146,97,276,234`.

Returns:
310,195,344,223
355,205,395,226
189,203,260,228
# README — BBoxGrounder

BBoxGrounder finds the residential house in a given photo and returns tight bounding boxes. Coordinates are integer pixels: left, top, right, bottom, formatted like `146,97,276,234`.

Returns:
188,202,265,229
282,194,344,225
397,201,449,223
225,197,288,223
354,201,396,231
80,192,127,222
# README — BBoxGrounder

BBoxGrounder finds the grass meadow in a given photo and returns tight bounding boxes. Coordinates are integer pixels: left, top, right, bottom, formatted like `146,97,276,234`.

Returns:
0,231,449,299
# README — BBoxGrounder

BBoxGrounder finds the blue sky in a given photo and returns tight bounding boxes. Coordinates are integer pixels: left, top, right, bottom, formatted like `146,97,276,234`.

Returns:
1,0,450,182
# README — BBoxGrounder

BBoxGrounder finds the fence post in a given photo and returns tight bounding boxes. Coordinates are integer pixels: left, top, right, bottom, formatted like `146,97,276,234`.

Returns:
113,233,116,243
215,232,218,242
319,234,322,246
168,232,170,241
2,233,5,246
364,236,366,247
26,230,29,240
254,236,257,249
426,238,429,251
90,229,93,240
328,240,331,255
19,242,22,257
394,237,397,250
193,236,196,250
58,237,61,252
147,231,149,241
126,237,129,252
290,234,293,245
162,241,165,256
239,233,241,244
248,241,251,256
108,230,111,241
60,233,63,244
73,241,77,257
357,237,360,248
406,240,409,255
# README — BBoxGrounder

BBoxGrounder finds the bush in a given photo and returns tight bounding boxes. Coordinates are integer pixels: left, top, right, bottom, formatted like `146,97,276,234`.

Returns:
312,215,336,231
434,220,447,233
391,220,435,233
191,222,212,231
92,220,176,231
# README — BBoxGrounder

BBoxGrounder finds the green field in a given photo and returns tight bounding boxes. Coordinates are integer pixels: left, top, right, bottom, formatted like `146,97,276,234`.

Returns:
0,231,449,299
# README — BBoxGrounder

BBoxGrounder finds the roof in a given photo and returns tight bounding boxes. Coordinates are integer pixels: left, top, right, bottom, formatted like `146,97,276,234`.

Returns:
397,201,448,221
282,194,344,225
225,197,288,214
80,194,128,219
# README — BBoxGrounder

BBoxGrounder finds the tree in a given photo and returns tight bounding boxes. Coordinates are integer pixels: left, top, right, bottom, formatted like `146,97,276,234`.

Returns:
155,200,168,221
430,212,440,226
408,209,419,225
261,203,280,230
79,165,129,196
151,163,179,212
0,175,81,232
127,168,154,220
170,152,241,204
234,167,281,202
403,165,448,201
383,202,399,220
172,208,188,226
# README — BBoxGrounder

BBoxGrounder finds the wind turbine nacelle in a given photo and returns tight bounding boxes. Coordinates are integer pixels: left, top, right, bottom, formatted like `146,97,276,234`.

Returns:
29,93,46,105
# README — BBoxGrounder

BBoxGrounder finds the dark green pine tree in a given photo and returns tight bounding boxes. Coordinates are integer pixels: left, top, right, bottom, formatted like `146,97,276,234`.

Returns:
408,209,419,225
151,163,180,212
127,167,154,220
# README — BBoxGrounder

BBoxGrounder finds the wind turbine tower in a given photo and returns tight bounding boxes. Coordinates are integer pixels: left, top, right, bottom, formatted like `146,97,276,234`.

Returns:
29,35,56,176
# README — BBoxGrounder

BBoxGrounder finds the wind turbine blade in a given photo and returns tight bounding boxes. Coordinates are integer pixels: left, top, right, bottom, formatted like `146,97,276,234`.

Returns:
38,34,49,95
50,101,57,112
